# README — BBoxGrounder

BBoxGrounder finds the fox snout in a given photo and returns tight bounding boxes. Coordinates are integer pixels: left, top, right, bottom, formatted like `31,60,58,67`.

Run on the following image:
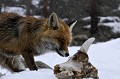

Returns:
55,48,69,57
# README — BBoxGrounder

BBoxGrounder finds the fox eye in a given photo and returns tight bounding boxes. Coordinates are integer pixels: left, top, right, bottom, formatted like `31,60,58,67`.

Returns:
32,26,39,33
33,27,38,31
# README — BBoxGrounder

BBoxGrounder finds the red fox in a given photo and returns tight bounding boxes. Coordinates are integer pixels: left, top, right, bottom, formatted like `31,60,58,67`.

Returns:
0,12,77,72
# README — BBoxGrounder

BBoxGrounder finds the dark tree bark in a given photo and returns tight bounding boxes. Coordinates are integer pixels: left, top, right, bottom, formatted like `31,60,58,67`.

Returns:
0,2,1,13
42,0,50,17
24,0,32,16
90,0,99,36
38,0,50,17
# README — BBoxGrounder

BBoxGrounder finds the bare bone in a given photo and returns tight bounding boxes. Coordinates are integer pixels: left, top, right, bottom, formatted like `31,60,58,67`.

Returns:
54,37,99,79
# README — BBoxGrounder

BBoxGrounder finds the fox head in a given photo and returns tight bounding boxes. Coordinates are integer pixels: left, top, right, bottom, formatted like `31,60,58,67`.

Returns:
35,12,77,57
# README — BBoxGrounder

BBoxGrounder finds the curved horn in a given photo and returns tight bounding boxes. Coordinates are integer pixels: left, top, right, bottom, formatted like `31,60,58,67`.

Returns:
79,37,95,53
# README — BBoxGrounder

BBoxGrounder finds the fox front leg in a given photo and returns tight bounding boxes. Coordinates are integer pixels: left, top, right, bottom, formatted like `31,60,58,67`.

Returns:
22,48,38,71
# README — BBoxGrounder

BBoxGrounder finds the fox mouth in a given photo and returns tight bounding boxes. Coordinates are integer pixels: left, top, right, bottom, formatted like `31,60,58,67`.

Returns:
55,48,69,57
55,48,64,57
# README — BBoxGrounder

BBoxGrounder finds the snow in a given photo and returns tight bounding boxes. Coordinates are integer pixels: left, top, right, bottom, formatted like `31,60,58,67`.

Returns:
82,16,91,21
117,5,120,10
32,0,40,5
33,15,43,18
83,16,120,33
0,38,120,79
1,7,26,16
84,22,120,33
1,69,57,79
98,16,120,33
100,16,120,23
99,22,120,33
32,0,41,7
82,16,120,22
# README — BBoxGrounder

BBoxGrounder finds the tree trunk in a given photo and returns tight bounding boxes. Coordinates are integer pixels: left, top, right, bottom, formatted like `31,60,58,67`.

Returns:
42,0,50,17
90,0,99,37
25,0,32,16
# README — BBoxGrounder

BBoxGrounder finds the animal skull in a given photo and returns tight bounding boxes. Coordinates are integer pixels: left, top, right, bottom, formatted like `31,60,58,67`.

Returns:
54,37,99,79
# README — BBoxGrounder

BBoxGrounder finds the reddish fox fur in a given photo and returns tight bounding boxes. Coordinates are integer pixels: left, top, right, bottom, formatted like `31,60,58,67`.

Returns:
0,12,76,72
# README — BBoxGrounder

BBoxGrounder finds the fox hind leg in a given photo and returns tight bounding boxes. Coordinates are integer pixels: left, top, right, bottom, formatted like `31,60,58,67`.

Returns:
4,56,25,72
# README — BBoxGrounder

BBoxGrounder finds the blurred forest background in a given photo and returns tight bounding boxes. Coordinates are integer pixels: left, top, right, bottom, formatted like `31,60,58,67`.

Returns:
0,0,120,45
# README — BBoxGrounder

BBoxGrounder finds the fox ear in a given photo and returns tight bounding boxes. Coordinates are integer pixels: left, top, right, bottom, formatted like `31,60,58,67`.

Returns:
47,12,59,30
79,37,95,53
67,20,77,31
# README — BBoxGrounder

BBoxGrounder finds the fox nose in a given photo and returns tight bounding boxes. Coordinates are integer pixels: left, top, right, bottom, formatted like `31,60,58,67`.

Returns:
65,53,69,57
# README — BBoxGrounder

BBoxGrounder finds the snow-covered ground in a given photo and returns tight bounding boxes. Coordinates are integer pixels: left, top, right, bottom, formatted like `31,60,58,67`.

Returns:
84,22,120,33
83,16,120,33
1,7,26,16
0,38,120,79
